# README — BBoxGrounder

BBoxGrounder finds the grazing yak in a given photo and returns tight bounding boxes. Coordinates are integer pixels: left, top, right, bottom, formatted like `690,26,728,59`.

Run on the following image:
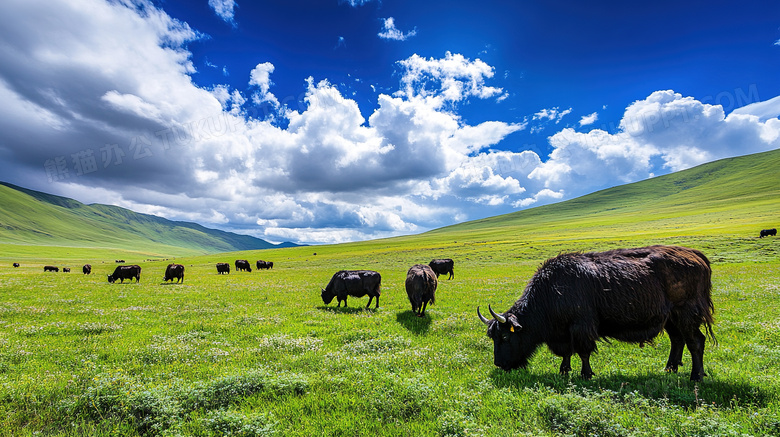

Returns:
62,267,71,273
115,259,125,263
13,263,19,268
256,260,273,270
429,258,454,279
477,245,715,381
760,228,777,238
216,262,230,274
235,259,252,272
83,264,91,275
108,265,141,283
43,266,59,272
163,263,185,283
321,270,382,309
405,264,438,317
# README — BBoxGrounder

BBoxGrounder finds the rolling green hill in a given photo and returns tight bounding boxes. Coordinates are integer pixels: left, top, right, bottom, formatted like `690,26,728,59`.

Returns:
0,181,297,257
442,147,779,238
411,148,780,255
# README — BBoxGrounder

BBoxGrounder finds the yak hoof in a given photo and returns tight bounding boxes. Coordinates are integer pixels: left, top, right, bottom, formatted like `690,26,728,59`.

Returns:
580,370,595,379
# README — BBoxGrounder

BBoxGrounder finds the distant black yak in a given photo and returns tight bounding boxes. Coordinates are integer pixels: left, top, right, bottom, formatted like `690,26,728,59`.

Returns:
321,270,382,309
235,259,252,272
256,260,273,270
83,264,92,275
163,263,185,283
108,265,141,283
478,245,715,381
12,262,19,268
405,264,437,317
216,262,230,274
760,228,777,238
62,267,71,273
43,265,59,272
429,258,454,279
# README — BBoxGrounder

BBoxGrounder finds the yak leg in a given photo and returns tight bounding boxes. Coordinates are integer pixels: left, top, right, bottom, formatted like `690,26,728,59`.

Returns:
578,351,595,379
570,325,597,379
418,301,428,317
683,327,707,381
664,321,686,373
365,296,374,309
559,355,572,375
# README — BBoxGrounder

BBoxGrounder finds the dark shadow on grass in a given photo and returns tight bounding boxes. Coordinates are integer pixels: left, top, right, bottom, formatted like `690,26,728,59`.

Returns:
488,367,772,409
317,305,376,315
396,311,432,335
159,282,183,286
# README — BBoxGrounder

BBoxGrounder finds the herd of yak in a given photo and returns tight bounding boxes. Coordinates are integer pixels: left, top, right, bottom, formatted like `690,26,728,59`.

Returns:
9,228,776,381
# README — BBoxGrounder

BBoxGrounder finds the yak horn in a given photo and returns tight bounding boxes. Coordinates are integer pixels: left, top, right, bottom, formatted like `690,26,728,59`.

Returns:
477,306,490,325
489,305,507,324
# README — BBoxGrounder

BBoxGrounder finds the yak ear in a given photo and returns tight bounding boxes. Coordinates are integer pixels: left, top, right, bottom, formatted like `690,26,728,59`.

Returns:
508,314,523,332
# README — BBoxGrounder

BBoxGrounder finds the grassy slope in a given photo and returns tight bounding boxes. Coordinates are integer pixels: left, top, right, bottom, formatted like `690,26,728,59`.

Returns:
433,147,779,240
0,182,282,257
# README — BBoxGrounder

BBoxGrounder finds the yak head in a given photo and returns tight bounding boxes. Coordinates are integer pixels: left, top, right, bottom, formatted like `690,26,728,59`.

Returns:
477,305,532,371
107,275,116,284
321,288,335,305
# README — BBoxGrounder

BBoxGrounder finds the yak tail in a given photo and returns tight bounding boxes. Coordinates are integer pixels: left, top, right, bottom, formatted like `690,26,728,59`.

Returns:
702,297,717,347
688,247,717,347
428,275,437,305
701,260,717,347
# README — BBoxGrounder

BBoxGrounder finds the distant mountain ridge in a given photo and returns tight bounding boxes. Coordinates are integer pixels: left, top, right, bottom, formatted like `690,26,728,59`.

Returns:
0,181,298,255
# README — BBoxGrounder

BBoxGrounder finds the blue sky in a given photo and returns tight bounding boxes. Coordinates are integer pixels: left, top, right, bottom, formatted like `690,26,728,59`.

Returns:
0,0,779,244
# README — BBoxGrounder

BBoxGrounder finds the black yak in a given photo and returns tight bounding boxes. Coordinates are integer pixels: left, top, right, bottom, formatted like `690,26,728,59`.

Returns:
760,228,777,238
405,264,437,317
321,270,382,309
216,262,230,274
256,260,273,270
12,263,19,268
235,259,252,272
163,263,185,283
43,265,59,272
83,264,91,275
108,265,141,283
62,267,71,273
429,258,454,279
477,245,715,381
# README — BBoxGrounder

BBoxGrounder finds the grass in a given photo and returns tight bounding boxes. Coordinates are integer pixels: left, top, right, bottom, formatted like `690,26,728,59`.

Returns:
0,149,778,435
0,236,779,436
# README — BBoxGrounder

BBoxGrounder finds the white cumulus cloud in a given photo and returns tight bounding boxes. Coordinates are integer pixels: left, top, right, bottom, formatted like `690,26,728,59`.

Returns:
533,107,573,124
208,0,237,25
378,17,417,41
579,112,598,126
249,62,279,108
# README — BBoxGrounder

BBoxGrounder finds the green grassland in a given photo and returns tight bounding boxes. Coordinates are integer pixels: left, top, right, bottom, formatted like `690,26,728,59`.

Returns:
0,149,779,436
